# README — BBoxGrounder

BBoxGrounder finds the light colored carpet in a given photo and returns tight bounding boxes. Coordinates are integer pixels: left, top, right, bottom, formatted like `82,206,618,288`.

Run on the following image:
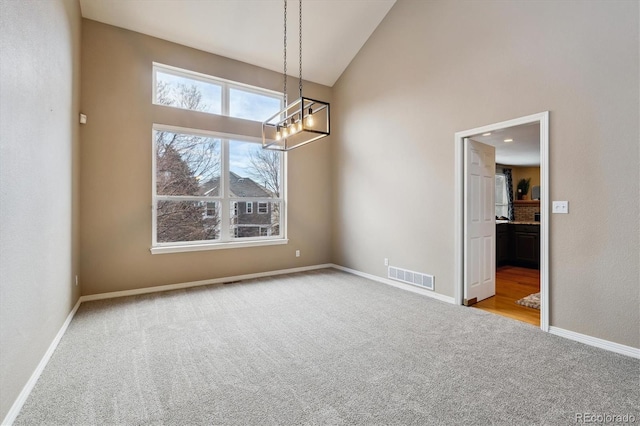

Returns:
15,269,639,425
516,292,540,309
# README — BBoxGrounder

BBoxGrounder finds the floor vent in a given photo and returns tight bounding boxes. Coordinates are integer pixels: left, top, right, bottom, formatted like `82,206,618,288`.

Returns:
388,266,434,290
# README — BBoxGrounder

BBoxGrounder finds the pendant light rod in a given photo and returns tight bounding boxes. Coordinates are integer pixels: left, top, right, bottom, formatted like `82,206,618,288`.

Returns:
283,0,287,104
298,0,303,98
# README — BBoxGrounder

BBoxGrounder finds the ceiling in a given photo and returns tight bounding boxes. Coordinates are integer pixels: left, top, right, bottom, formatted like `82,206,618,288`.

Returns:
470,122,541,166
79,0,396,87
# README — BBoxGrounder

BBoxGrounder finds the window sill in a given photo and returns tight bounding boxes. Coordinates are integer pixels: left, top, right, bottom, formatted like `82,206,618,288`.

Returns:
150,238,288,255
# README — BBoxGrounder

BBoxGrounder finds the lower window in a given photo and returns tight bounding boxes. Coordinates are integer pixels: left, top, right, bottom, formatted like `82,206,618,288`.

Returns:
152,126,284,249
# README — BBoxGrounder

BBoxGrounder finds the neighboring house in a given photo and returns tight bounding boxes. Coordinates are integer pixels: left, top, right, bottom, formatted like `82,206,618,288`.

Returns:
200,172,276,238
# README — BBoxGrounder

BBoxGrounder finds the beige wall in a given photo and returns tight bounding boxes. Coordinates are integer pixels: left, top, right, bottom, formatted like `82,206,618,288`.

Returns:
511,166,541,199
332,0,639,348
0,0,81,420
80,20,333,295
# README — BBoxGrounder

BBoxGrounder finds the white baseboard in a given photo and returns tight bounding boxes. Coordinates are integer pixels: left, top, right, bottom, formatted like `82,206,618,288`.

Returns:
549,326,640,359
2,298,82,426
80,264,334,302
330,264,456,304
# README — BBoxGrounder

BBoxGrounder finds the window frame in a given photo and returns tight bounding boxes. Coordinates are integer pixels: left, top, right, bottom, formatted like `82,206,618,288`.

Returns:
151,124,287,254
257,202,268,214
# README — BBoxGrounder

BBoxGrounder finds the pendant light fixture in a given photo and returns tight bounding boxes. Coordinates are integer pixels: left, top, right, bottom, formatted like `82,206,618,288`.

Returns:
262,0,330,151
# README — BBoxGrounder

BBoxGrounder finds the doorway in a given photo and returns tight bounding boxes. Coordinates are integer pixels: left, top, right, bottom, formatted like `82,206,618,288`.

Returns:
454,112,549,331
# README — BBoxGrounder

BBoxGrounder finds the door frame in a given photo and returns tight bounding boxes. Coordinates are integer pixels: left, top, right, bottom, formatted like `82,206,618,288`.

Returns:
454,111,550,331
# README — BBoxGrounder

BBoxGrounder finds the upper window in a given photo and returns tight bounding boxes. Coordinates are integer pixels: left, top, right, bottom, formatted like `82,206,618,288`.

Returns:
495,174,509,218
153,63,282,122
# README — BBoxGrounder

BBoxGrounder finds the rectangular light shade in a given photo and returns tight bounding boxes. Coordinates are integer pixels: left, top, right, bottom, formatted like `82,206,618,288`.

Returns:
262,97,330,151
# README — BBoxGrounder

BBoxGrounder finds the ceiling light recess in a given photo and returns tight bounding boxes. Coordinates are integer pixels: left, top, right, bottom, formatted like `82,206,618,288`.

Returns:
504,138,514,142
482,132,492,136
262,0,330,151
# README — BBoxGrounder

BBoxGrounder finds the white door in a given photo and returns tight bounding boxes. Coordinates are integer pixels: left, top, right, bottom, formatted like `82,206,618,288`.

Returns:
464,138,496,303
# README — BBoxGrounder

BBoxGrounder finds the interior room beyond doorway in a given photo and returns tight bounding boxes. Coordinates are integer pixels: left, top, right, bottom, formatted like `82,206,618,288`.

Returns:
459,118,545,327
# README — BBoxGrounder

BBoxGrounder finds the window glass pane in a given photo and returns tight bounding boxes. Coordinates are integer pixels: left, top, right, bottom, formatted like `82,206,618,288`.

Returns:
230,201,280,238
228,140,281,198
155,71,222,114
157,200,220,243
156,130,221,197
229,87,281,121
495,174,508,218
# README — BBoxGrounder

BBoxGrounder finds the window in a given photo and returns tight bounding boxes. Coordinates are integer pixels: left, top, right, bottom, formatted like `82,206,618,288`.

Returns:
495,174,509,218
153,63,282,122
154,69,222,114
153,126,284,250
204,202,217,218
151,64,286,253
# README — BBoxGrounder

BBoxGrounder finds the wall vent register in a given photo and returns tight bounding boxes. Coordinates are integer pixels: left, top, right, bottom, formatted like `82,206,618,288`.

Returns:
388,266,435,291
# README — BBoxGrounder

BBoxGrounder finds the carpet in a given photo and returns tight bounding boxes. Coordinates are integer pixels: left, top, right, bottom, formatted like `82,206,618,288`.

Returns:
14,269,639,425
516,292,541,309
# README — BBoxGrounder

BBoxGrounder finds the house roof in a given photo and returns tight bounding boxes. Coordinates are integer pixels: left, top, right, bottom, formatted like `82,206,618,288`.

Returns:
200,172,271,198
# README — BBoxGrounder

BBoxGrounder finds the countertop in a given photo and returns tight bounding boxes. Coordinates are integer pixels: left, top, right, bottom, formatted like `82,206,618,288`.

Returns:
496,221,540,225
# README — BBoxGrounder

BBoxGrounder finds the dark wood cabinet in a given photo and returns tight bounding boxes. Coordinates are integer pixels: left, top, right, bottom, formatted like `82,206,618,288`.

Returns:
496,224,510,266
512,225,539,269
495,223,540,269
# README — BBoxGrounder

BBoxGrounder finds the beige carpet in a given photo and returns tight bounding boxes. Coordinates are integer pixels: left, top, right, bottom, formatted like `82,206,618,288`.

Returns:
15,269,639,425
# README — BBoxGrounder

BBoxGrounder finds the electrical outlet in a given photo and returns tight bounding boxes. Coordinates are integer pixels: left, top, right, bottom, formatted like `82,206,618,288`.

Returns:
552,201,569,214
295,250,300,257
384,258,389,266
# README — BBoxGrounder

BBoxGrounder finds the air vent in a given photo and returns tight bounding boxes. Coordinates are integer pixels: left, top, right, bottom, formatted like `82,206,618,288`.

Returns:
388,266,434,290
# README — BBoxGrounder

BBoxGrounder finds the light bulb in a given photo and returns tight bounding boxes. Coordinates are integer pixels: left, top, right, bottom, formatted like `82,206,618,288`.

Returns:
282,127,288,138
290,125,297,135
297,121,303,131
275,130,281,141
305,108,314,126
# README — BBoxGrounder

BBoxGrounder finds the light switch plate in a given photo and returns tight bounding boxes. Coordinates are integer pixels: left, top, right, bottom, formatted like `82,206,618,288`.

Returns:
552,201,569,214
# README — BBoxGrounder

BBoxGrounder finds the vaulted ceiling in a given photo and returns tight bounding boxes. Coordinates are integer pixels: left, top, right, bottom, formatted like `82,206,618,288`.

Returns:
79,0,396,87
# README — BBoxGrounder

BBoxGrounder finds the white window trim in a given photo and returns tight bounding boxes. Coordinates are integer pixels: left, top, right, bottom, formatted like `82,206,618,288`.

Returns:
151,124,287,253
257,202,268,214
151,238,289,255
245,202,253,214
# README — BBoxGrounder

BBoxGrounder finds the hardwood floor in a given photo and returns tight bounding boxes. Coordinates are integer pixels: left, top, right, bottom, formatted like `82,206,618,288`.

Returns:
473,266,540,326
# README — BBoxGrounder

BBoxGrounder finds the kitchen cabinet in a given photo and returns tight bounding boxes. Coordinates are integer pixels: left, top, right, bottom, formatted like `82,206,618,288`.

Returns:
495,223,540,269
496,224,510,266
511,224,540,269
